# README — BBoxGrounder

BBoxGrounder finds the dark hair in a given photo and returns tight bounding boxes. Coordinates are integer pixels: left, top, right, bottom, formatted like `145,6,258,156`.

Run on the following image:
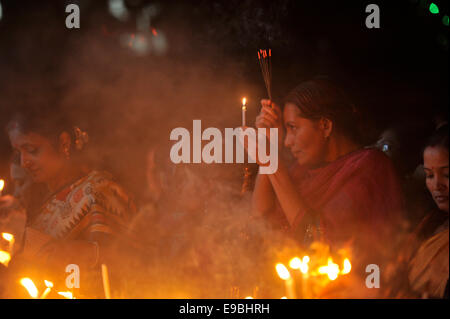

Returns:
5,106,88,153
424,123,449,152
283,77,362,143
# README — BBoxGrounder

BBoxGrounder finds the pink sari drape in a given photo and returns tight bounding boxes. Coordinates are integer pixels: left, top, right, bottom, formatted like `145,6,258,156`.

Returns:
274,148,406,259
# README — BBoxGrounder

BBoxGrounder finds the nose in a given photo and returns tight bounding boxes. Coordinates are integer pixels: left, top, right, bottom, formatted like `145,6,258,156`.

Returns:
431,174,448,193
20,152,33,169
284,131,294,149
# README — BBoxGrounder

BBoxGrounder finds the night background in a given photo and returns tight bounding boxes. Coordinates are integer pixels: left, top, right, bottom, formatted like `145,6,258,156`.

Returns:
0,0,448,197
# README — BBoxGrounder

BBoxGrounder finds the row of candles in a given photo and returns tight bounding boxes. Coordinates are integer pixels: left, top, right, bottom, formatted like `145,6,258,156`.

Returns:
1,218,111,299
274,255,351,299
241,255,352,299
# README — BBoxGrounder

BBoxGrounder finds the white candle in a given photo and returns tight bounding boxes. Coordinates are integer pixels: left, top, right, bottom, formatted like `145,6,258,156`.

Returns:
2,233,14,254
0,179,4,196
101,264,111,299
242,97,247,127
40,280,53,299
276,263,296,299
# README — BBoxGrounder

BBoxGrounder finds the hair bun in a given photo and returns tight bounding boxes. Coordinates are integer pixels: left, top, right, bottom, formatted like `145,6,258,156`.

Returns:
73,127,89,151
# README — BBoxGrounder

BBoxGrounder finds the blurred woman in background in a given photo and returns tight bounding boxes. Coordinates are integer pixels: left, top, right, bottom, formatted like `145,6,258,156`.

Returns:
408,124,448,298
0,107,137,297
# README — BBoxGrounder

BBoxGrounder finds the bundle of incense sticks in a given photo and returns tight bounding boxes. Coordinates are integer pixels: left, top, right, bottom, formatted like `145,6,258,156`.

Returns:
257,49,272,102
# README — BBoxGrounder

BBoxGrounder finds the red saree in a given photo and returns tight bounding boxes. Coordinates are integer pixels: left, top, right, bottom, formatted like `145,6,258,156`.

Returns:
275,148,406,259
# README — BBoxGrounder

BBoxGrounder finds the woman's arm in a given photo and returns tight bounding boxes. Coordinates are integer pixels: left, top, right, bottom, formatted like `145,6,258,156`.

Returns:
251,172,276,216
250,99,308,227
267,159,307,226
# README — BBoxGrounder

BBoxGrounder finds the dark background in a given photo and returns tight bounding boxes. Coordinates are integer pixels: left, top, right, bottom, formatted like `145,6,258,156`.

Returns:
0,0,448,197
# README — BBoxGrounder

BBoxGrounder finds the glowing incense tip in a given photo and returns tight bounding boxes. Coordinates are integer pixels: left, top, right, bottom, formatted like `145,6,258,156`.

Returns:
20,278,39,298
275,263,291,280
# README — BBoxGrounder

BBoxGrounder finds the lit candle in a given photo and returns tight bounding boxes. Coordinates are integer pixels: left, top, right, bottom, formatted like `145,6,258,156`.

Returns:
40,280,53,299
276,263,296,299
101,264,111,299
289,256,310,298
242,97,247,127
0,179,5,196
2,232,15,254
57,291,75,299
20,277,39,298
0,250,11,267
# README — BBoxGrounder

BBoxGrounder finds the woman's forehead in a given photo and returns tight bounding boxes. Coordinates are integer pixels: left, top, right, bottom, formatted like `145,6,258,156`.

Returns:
424,146,449,167
9,128,47,146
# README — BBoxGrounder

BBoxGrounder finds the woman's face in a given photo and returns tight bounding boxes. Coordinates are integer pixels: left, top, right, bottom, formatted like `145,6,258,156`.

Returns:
283,103,328,167
8,128,66,184
423,146,449,213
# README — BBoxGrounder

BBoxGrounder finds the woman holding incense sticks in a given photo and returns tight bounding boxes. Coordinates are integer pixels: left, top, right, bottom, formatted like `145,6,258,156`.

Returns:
0,106,138,295
251,78,406,273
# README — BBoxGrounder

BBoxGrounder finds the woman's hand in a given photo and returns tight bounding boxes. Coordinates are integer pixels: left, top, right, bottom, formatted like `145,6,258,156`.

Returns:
255,99,285,148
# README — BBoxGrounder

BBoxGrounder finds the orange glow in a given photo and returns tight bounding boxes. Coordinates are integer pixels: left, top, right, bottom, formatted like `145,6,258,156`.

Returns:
341,258,352,274
152,28,158,36
0,250,11,266
58,291,75,299
275,263,291,280
20,278,39,298
281,296,288,299
318,258,340,281
244,296,253,299
242,97,247,106
0,179,5,192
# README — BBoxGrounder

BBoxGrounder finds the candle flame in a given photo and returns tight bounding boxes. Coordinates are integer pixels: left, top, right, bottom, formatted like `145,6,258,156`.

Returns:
244,296,253,299
242,97,247,106
2,233,14,242
341,258,351,274
289,257,301,269
0,179,4,192
58,291,75,299
44,280,54,288
281,296,288,299
20,278,39,298
0,250,11,266
275,263,291,280
289,256,309,274
299,256,310,274
318,257,340,281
